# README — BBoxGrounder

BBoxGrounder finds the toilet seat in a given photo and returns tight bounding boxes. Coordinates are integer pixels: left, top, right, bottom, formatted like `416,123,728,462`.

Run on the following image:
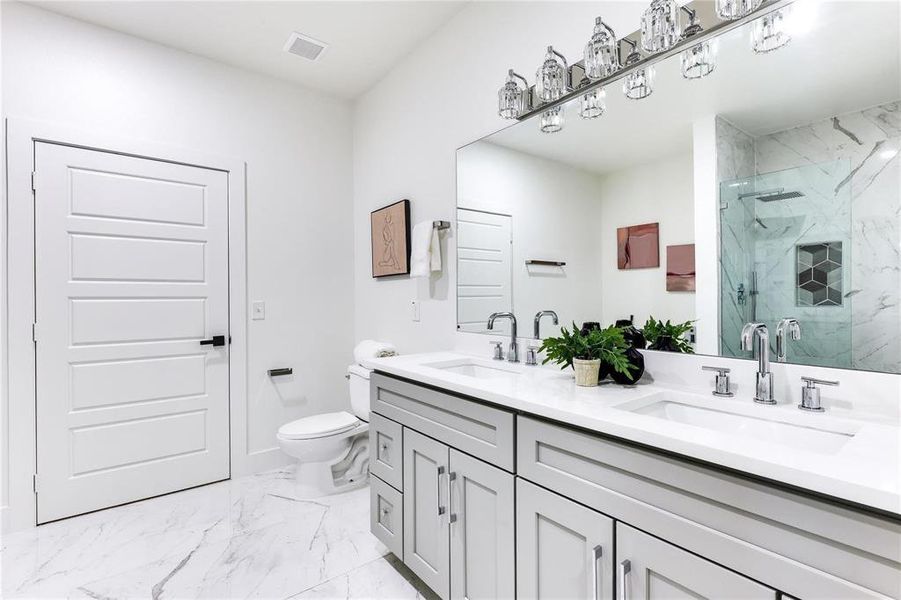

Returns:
278,411,360,440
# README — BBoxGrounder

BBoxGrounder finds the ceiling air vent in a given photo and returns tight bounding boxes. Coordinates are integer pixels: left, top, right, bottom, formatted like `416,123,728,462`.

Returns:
283,31,328,61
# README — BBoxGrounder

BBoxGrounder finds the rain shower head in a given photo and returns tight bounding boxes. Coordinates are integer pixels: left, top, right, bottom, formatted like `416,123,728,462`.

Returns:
738,188,806,202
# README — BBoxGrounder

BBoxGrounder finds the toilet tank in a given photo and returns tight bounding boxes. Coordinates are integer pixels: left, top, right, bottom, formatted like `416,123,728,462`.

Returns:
347,364,372,421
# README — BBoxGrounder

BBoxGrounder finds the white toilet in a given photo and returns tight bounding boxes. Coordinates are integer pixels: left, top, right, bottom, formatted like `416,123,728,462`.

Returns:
277,364,372,497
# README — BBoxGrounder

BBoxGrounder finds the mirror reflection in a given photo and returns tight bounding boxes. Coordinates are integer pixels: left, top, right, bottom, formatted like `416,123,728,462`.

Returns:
456,1,900,374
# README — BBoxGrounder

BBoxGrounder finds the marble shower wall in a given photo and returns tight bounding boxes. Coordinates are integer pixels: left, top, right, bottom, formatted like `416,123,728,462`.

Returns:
755,101,901,373
716,117,756,358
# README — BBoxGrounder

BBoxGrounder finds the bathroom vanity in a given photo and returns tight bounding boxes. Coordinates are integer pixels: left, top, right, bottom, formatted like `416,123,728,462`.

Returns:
367,353,901,600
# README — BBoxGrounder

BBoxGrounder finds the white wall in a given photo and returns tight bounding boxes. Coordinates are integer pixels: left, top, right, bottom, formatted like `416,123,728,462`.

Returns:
352,1,646,353
1,3,354,522
598,152,695,328
457,141,605,338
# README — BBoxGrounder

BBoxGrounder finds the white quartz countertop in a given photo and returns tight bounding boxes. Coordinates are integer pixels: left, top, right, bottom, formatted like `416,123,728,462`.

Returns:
363,352,901,518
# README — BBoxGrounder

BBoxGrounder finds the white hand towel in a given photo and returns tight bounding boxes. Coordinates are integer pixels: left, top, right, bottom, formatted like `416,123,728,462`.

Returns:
353,340,398,364
410,221,433,278
429,225,442,273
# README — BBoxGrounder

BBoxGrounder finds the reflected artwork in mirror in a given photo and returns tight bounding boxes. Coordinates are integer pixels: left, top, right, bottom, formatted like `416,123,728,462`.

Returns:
457,0,900,374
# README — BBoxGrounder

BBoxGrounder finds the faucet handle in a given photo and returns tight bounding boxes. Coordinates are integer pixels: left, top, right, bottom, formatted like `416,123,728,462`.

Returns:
702,365,733,397
489,341,504,361
799,377,839,412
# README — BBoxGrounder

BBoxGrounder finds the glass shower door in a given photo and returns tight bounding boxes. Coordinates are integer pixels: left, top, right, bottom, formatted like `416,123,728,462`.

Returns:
719,160,852,368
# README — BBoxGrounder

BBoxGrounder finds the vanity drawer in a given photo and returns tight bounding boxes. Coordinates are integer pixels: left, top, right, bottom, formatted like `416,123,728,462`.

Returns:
370,474,403,557
518,416,901,599
369,412,403,490
371,372,514,471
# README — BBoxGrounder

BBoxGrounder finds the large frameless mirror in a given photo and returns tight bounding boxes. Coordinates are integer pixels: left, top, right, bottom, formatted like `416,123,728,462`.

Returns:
456,0,901,374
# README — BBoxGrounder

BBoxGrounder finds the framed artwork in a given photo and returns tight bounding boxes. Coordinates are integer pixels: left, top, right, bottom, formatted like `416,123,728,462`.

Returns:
371,199,411,277
617,222,659,269
666,244,696,292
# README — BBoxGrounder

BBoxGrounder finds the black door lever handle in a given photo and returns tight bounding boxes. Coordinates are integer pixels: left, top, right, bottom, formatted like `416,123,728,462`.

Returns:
200,335,226,347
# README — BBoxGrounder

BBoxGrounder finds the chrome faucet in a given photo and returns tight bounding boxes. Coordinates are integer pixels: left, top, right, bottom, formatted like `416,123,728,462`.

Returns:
740,322,775,404
775,318,801,362
488,312,519,363
533,310,559,339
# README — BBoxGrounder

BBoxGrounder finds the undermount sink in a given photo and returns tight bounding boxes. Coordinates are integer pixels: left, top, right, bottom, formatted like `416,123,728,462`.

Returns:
423,358,522,380
617,394,859,454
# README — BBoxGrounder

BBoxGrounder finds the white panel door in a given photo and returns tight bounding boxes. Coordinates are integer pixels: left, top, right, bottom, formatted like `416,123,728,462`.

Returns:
456,208,512,334
34,142,230,524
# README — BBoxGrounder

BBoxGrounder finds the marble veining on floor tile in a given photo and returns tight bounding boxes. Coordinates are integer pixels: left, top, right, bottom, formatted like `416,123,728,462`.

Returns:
1,469,424,599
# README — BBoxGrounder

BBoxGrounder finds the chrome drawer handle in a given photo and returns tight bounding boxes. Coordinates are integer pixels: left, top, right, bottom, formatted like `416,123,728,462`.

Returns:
591,545,603,600
437,466,446,516
618,559,631,600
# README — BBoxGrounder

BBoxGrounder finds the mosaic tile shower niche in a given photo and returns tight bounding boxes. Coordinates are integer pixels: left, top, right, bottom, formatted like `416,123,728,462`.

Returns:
797,242,843,307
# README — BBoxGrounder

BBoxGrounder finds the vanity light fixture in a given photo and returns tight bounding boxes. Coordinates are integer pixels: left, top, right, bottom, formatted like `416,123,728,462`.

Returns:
715,0,762,21
497,69,530,119
640,0,681,54
584,17,620,80
752,8,791,54
621,39,655,100
679,6,716,79
539,106,564,133
579,87,606,119
535,46,571,103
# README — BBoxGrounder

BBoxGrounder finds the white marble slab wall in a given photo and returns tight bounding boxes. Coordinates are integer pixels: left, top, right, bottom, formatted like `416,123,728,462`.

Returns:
755,101,901,373
715,117,756,358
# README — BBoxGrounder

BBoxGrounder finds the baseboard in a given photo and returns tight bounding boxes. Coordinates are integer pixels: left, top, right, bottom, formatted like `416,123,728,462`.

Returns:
233,447,292,478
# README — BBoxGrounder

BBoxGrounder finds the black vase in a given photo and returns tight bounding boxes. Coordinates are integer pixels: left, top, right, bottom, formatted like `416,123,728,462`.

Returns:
615,319,647,350
609,347,645,385
580,322,601,336
649,334,679,352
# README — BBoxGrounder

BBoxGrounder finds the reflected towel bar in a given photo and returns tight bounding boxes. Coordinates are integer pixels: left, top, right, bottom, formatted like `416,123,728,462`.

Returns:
526,260,566,267
433,220,451,231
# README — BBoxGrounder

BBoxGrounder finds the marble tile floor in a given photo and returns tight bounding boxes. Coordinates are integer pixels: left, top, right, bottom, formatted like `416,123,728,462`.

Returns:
0,468,438,600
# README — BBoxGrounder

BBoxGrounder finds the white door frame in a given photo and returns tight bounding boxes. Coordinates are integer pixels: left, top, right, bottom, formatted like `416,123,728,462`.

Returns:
3,117,248,531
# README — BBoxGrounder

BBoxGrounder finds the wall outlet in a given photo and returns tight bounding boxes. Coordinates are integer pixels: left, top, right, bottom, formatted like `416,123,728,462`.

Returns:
252,301,266,320
411,299,421,322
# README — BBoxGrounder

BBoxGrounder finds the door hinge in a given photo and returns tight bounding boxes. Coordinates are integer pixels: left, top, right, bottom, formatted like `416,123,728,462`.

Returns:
33,474,39,494
32,322,37,343
31,172,37,194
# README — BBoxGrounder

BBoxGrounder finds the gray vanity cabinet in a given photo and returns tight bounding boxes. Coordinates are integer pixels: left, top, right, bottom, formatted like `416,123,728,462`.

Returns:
516,479,614,600
403,428,451,598
616,523,776,599
402,427,516,600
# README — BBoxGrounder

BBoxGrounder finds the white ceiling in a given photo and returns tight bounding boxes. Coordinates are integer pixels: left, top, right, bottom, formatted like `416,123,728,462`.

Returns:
479,1,900,176
26,0,467,99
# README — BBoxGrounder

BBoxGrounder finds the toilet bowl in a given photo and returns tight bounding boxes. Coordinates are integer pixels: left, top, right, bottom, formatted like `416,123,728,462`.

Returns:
277,364,371,497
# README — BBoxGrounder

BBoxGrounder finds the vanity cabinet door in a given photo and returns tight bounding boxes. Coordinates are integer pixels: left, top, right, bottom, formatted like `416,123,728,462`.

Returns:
403,428,450,599
615,523,776,599
449,449,514,600
517,479,614,600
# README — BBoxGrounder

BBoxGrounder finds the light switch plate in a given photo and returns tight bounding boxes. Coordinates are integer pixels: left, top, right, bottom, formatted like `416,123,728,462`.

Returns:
411,299,421,322
252,302,266,320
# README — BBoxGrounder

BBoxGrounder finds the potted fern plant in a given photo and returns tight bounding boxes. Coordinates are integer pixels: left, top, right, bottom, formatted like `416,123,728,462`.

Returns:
643,317,695,353
539,323,633,386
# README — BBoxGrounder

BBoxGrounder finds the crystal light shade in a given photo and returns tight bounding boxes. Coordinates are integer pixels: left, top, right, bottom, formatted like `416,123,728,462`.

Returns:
540,106,564,133
584,17,620,80
497,70,528,119
579,88,606,119
752,9,791,54
716,0,762,20
681,41,716,79
640,0,681,54
535,46,569,103
623,67,655,100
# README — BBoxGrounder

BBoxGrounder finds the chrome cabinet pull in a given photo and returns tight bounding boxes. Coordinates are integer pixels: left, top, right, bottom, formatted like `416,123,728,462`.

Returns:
618,559,631,600
448,471,458,524
591,545,603,600
437,466,446,516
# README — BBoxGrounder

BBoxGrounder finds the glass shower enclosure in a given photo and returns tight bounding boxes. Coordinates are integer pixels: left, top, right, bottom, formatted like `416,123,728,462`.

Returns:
719,160,852,368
